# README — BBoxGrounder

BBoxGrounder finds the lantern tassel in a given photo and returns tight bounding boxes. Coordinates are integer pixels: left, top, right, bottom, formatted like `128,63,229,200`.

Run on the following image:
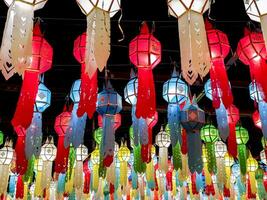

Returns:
168,103,181,146
12,70,39,129
215,104,229,141
15,133,28,175
227,123,237,158
136,67,156,119
54,136,70,173
15,175,24,199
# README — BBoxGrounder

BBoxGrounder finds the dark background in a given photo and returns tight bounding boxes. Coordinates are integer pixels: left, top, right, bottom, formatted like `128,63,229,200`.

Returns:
0,0,263,156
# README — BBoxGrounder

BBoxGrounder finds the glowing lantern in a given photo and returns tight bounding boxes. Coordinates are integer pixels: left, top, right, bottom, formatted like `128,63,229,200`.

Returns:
0,140,14,195
156,126,171,173
167,0,211,85
40,138,57,190
54,110,71,173
237,29,267,102
206,21,233,109
96,81,122,167
0,0,48,79
11,22,53,130
200,124,219,174
215,140,227,191
247,154,258,195
117,142,130,189
181,97,205,173
129,22,161,119
249,81,267,137
124,70,138,106
235,126,249,176
73,32,98,118
76,0,120,77
244,0,267,50
74,144,88,190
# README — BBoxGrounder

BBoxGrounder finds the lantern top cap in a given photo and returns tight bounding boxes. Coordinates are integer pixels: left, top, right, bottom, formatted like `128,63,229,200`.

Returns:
140,22,149,34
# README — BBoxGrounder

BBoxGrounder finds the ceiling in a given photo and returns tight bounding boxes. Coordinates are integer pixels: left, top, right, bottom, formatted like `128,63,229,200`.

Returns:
0,0,263,156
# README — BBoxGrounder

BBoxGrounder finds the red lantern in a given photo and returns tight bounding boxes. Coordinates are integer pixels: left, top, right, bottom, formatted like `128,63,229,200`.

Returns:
73,32,97,118
12,22,53,129
237,29,267,102
54,109,71,173
227,105,239,158
129,22,161,119
252,110,262,128
206,21,233,109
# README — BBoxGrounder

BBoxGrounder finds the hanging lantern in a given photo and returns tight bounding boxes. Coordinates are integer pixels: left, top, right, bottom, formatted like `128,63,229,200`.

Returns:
247,154,258,195
249,81,267,137
237,29,267,102
96,81,122,167
156,126,171,173
0,140,14,196
117,142,130,189
200,124,219,174
167,0,211,85
40,138,57,190
260,150,266,165
12,22,53,130
180,97,205,173
215,140,227,191
129,22,161,119
74,144,88,190
73,32,98,118
235,125,249,176
54,110,71,173
76,0,120,77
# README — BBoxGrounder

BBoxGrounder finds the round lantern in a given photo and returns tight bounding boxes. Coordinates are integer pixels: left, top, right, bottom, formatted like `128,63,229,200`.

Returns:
162,70,188,104
94,128,103,145
215,140,227,158
54,111,72,136
235,126,249,145
155,127,171,148
70,79,81,104
201,125,219,143
4,0,48,10
0,141,14,165
40,138,57,162
117,143,131,162
76,144,88,162
124,71,138,105
247,156,258,172
34,82,51,113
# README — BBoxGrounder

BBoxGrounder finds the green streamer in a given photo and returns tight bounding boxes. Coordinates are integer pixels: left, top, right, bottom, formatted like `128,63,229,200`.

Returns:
256,168,267,199
99,137,107,178
238,144,247,176
206,143,216,174
133,145,146,173
172,142,182,170
23,156,35,183
67,145,76,180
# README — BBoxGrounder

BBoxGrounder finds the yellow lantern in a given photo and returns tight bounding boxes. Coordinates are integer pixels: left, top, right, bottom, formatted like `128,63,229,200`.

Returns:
91,146,100,192
167,0,211,85
247,153,258,194
74,144,88,189
117,142,130,188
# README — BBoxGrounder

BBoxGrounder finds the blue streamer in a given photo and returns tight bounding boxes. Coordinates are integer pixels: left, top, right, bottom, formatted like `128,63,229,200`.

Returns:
168,103,181,145
259,101,267,138
8,174,16,197
196,172,204,192
103,115,115,160
57,173,66,194
131,170,138,189
132,107,140,146
215,103,229,141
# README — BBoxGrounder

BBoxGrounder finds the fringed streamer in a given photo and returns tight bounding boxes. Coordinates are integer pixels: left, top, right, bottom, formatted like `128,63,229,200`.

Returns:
83,161,90,194
8,174,16,197
196,172,204,192
132,107,140,146
23,155,35,183
34,170,43,197
168,104,181,146
102,115,115,167
227,123,237,158
210,66,221,109
187,131,203,173
54,136,70,173
131,170,138,190
74,161,84,189
41,161,53,190
215,104,229,141
206,143,217,174
92,165,99,192
259,101,267,138
180,154,189,181
77,65,98,118
179,11,211,85
0,165,10,195
85,8,110,77
25,112,42,159
12,70,39,129
67,146,76,181
181,129,187,154
65,166,74,195
115,161,120,191
216,158,225,191
238,144,247,176
15,134,28,175
136,67,156,119
249,172,257,195
106,161,115,185
75,188,83,200
158,147,168,173
166,170,172,191
236,177,246,197
172,142,182,170
133,145,146,173
146,161,155,189
120,161,128,188
57,173,66,194
247,176,256,199
15,175,24,199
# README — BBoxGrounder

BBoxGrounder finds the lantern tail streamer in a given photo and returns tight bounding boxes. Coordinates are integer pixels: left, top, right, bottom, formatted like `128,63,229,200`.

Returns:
158,147,168,173
172,142,182,170
168,104,181,146
259,101,267,138
238,144,247,176
227,123,237,158
0,165,10,195
15,134,28,175
206,143,217,174
85,8,110,77
210,66,220,109
136,67,156,118
54,136,70,173
132,107,140,146
15,175,24,199
12,70,39,129
187,132,203,173
103,115,115,167
74,161,83,189
215,104,229,141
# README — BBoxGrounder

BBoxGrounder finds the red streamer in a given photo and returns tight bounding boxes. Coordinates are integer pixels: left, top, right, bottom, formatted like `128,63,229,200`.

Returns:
54,136,70,173
166,170,172,191
191,173,198,195
227,105,239,158
16,175,24,199
223,186,230,197
12,70,39,129
181,129,188,154
83,161,91,194
247,176,256,199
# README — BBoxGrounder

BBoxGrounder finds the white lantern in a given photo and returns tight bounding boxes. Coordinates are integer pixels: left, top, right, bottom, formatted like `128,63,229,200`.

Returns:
76,144,88,162
215,140,227,158
260,150,266,165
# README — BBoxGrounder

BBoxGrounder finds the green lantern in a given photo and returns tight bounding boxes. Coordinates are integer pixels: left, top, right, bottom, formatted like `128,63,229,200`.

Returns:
0,131,3,145
200,124,219,174
235,125,249,176
94,128,103,145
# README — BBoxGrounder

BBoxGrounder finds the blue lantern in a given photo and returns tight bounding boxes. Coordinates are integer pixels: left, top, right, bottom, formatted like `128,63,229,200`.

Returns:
249,80,267,138
64,79,87,148
97,80,122,167
26,80,51,159
204,79,229,141
180,97,205,173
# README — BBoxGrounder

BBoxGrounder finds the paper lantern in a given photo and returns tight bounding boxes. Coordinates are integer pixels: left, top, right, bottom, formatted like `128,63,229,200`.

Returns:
124,70,138,105
73,32,98,118
34,82,51,113
156,126,170,173
129,22,161,119
181,97,205,173
11,22,53,130
260,150,266,165
249,81,267,137
235,126,249,176
117,142,130,188
96,81,122,167
244,0,267,50
201,125,219,174
206,21,233,109
168,0,211,85
247,154,258,194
